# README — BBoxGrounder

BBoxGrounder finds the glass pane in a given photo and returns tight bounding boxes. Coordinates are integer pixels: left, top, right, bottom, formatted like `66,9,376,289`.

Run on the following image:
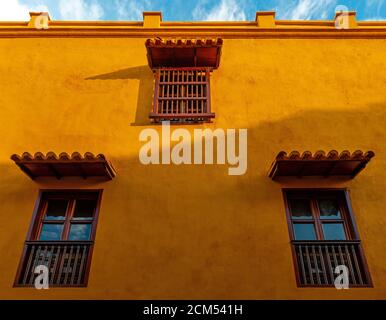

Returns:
73,199,96,220
289,199,313,219
318,199,342,219
68,224,92,240
322,223,346,240
39,224,63,240
44,199,68,220
293,223,317,240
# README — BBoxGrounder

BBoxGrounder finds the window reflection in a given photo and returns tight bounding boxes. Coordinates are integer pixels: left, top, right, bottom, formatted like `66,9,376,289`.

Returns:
45,200,68,220
68,224,91,241
318,199,341,219
40,224,63,240
293,223,317,240
73,199,96,220
290,199,313,219
322,223,346,240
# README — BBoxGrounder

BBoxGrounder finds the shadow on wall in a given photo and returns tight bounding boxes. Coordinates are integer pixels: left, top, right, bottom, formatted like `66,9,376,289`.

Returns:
2,103,386,297
85,65,153,126
6,103,385,198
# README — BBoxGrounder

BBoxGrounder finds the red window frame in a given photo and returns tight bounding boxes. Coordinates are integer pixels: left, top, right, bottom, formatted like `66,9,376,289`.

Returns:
283,188,372,287
14,190,102,287
31,191,100,241
284,190,355,241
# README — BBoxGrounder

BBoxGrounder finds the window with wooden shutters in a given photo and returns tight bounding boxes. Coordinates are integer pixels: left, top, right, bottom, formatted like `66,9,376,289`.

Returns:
15,191,101,287
145,38,223,123
150,67,214,123
283,189,372,287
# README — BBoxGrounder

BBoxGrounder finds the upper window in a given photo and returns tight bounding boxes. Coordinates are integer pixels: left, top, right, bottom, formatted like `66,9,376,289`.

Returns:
150,67,214,123
15,191,101,287
145,38,222,124
284,189,372,287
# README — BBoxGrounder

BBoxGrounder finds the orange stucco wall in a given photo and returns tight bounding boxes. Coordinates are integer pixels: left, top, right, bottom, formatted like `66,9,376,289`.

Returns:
0,20,386,299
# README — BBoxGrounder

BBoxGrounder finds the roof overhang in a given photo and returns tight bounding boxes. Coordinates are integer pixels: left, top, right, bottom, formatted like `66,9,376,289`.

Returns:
11,152,116,180
268,150,374,180
145,38,223,69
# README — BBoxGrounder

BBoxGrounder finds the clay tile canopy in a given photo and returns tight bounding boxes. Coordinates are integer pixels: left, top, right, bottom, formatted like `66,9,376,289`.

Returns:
11,152,116,180
268,150,375,180
145,38,223,69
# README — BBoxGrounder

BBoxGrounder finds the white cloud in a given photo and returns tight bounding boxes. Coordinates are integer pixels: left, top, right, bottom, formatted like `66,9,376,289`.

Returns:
362,16,385,21
193,0,246,21
115,0,150,21
366,0,384,12
365,0,385,18
279,0,337,20
0,0,48,21
59,0,103,20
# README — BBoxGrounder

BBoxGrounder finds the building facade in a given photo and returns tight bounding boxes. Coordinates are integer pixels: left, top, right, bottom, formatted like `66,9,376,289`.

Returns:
0,10,386,299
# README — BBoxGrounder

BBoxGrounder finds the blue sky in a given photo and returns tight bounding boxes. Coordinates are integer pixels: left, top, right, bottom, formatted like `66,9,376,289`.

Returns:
0,0,385,21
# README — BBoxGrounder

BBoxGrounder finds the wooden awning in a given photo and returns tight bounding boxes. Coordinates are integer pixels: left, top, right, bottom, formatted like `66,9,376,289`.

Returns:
145,38,223,69
11,152,116,180
268,150,374,180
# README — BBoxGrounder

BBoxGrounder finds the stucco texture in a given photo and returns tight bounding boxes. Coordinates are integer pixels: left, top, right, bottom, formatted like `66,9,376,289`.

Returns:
0,37,385,299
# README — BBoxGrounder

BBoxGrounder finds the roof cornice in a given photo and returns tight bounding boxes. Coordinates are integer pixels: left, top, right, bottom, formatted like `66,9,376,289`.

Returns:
1,10,386,39
1,28,386,39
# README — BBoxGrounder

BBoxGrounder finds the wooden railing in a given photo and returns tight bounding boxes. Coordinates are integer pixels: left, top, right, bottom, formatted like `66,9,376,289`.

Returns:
150,67,215,123
292,241,371,287
16,241,92,287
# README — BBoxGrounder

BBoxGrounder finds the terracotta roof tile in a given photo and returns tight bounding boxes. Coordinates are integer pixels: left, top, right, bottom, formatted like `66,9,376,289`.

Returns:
11,152,116,180
145,38,223,47
145,37,223,69
269,150,374,179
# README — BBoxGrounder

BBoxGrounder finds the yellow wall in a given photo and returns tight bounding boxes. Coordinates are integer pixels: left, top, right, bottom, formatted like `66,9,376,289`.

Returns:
0,24,386,299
